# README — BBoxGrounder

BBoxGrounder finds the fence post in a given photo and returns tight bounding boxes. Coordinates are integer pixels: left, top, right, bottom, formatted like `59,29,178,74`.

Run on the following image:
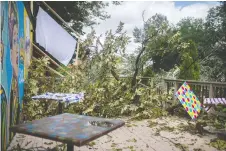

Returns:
174,82,178,102
209,84,214,98
151,78,154,88
166,82,169,94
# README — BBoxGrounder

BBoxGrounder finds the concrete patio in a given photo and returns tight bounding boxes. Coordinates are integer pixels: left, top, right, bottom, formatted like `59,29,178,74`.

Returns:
8,116,218,151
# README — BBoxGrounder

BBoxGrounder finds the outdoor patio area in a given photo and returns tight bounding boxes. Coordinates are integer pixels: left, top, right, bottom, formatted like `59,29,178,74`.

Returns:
2,1,226,151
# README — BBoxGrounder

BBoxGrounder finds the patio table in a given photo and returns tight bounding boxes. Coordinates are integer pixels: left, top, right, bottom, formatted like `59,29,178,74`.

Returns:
203,98,226,117
32,92,84,113
203,98,226,106
10,113,125,151
203,98,226,111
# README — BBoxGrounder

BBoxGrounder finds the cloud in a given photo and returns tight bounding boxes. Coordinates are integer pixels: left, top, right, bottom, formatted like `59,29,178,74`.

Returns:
83,1,219,54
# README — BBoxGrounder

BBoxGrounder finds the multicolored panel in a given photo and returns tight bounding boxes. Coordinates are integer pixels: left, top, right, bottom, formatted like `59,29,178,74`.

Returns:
175,82,202,119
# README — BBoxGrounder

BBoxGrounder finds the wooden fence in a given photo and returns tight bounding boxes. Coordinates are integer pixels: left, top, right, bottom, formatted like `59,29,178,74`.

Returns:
164,79,226,103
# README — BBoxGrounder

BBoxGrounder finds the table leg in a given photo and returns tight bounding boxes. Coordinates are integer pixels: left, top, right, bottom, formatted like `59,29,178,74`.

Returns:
58,102,63,114
204,105,212,112
67,143,74,151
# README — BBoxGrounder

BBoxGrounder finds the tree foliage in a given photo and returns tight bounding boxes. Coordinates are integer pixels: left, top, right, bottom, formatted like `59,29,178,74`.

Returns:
131,14,201,81
203,2,226,81
179,40,200,80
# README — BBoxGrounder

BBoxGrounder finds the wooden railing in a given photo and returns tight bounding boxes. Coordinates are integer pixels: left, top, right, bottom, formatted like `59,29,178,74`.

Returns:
164,79,226,103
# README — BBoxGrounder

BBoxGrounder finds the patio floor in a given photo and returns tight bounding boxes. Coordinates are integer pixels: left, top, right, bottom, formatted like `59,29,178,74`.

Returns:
8,116,218,151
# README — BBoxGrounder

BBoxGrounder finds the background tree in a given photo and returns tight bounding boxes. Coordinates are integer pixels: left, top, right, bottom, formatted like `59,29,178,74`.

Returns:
202,2,226,81
177,17,206,58
178,40,200,80
131,13,171,89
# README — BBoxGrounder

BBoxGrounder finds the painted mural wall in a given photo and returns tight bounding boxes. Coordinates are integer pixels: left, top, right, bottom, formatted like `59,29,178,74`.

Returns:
0,2,33,150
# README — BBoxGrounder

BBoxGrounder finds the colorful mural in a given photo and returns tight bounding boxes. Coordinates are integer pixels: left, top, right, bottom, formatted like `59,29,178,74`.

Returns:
24,9,32,79
0,2,33,150
0,2,2,150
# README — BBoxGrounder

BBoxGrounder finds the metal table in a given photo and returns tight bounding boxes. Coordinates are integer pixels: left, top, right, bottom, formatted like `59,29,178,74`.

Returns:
203,98,226,106
10,113,125,151
204,98,226,111
203,98,226,117
32,92,84,113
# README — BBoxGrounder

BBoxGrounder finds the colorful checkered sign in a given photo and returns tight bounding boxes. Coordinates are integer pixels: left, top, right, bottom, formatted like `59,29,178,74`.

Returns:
175,82,202,119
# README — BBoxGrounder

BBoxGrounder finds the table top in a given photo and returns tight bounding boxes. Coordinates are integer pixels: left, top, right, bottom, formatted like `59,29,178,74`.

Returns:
10,113,125,146
204,98,226,106
32,92,84,104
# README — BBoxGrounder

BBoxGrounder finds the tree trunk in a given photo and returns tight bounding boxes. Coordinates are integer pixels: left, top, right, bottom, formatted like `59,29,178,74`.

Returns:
131,47,145,90
131,47,146,105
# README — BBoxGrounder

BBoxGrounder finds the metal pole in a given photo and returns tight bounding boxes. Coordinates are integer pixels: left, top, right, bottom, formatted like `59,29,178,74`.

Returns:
67,143,74,151
58,102,63,114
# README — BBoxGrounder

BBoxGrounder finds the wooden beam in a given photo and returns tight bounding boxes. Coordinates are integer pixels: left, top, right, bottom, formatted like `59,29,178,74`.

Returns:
30,1,33,15
33,43,59,65
36,2,81,70
41,2,81,66
33,43,72,76
75,39,80,65
41,1,80,39
32,57,64,77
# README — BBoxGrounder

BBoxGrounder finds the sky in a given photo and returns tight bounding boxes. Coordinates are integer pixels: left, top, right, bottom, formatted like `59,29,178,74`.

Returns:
175,1,218,8
83,1,219,54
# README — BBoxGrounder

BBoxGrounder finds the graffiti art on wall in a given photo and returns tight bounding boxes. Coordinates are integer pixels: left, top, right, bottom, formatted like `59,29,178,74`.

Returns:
24,9,32,79
0,1,33,150
0,4,2,148
1,2,11,150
